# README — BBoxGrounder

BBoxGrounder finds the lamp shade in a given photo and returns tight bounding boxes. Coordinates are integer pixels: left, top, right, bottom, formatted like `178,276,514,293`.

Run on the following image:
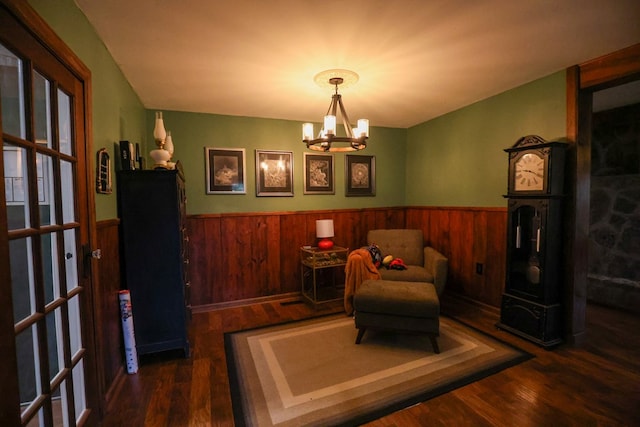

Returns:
153,111,167,145
316,219,334,238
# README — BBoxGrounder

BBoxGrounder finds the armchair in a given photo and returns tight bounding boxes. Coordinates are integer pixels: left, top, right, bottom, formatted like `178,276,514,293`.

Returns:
367,229,448,295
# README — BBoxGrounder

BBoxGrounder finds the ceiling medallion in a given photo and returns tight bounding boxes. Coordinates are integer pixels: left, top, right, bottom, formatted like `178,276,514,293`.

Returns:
302,69,369,152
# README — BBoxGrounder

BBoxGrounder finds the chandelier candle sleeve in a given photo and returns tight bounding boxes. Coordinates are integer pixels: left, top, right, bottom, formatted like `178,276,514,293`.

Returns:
303,123,314,140
357,119,369,137
324,115,336,136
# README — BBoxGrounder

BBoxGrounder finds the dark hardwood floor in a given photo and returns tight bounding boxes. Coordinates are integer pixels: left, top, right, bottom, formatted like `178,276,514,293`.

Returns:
100,295,640,426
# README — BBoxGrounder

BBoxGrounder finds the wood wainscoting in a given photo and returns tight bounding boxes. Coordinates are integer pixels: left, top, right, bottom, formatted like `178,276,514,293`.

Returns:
95,219,126,412
186,207,406,307
187,206,507,309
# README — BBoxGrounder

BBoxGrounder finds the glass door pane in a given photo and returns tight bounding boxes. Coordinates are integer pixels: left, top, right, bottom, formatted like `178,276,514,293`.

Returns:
4,143,31,229
57,90,72,156
9,237,36,324
36,153,55,226
16,324,41,411
0,44,26,139
33,71,52,147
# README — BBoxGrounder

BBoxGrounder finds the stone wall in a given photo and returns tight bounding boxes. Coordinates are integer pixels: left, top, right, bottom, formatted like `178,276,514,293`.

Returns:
589,103,640,312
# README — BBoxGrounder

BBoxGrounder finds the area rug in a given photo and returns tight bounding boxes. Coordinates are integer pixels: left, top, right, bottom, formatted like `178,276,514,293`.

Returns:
225,315,531,427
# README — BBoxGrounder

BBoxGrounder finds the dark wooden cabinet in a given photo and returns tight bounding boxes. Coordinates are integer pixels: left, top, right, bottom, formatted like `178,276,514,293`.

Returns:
117,169,190,357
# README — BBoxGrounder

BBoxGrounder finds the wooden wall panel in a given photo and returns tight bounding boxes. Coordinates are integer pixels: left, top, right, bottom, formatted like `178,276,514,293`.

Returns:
472,210,488,299
448,210,475,296
95,219,124,407
485,210,507,305
187,216,221,305
280,213,308,294
406,207,507,307
427,209,451,255
405,208,430,235
256,215,281,296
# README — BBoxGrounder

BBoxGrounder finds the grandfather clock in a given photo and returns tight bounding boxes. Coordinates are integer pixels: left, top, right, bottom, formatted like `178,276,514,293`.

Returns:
497,135,567,347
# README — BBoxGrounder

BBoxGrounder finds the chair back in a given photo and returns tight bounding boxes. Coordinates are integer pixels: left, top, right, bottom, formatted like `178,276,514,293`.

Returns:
367,229,424,266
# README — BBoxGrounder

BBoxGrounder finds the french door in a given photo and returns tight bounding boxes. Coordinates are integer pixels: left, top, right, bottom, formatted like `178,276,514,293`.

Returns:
0,2,98,426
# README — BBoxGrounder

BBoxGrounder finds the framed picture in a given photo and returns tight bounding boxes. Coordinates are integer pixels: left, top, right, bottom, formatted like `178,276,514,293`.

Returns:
303,152,334,194
345,154,375,196
205,147,246,194
255,150,293,197
96,148,112,194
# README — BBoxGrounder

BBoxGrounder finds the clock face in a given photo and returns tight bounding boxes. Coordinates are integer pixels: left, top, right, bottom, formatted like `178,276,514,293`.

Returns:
514,152,545,191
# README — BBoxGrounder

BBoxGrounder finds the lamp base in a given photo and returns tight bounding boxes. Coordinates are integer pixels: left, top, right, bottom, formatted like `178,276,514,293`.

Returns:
150,148,170,168
317,238,334,250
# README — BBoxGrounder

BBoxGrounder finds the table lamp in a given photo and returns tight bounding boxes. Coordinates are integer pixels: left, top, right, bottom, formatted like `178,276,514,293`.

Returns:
316,219,334,250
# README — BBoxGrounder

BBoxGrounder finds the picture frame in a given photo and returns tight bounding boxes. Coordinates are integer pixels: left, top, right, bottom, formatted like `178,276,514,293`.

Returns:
96,148,112,194
345,154,375,197
205,147,246,194
255,150,294,197
303,152,334,195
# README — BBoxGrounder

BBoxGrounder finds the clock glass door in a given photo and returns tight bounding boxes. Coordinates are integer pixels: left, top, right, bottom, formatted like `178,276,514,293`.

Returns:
507,202,546,301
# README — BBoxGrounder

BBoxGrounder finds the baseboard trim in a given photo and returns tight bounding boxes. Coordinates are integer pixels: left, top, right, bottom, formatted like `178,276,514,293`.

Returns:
442,291,500,315
192,292,302,313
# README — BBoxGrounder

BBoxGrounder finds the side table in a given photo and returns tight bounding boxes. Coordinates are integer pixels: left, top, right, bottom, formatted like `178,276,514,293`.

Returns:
300,246,349,306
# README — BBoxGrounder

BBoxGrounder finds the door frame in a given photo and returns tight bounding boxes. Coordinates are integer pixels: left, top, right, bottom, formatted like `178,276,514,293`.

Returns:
565,43,640,344
0,0,100,424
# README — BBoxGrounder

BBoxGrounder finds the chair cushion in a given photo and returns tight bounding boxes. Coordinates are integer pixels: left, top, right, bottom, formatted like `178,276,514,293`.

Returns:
354,280,439,319
354,311,439,335
379,265,433,282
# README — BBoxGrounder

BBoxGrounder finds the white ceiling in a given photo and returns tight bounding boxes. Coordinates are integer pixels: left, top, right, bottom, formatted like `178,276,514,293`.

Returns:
74,0,640,129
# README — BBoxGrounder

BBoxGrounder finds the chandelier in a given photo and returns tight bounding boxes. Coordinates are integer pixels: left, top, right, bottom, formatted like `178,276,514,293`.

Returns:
302,71,369,152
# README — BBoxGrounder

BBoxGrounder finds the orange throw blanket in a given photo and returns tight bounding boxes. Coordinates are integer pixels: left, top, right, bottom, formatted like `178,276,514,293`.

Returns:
344,248,381,315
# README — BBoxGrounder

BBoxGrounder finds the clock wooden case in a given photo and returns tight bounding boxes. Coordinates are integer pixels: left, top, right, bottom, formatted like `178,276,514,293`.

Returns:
497,135,567,348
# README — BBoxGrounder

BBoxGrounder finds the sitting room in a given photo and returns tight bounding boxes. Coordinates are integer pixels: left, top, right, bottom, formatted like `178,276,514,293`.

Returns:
1,1,639,425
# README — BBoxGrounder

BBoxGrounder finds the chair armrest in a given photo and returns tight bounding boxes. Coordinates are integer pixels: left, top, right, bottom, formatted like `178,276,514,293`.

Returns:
423,247,448,296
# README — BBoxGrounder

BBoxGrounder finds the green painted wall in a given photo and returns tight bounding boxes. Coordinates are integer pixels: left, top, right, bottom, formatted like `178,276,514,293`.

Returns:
406,72,567,207
147,111,407,214
30,0,568,217
30,0,147,221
